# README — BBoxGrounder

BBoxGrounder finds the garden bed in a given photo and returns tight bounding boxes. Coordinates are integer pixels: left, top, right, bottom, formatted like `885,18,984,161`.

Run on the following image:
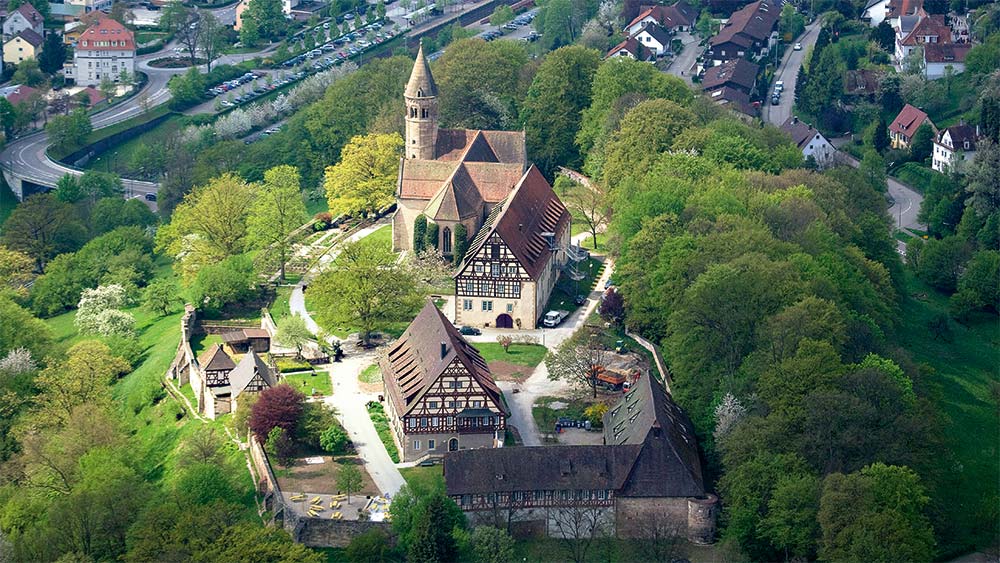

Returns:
149,56,207,68
366,402,399,463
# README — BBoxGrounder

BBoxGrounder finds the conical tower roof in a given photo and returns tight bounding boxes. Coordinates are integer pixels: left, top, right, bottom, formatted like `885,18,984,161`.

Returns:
405,42,437,99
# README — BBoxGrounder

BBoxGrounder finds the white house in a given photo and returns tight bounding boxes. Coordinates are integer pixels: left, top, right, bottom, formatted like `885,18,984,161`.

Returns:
66,16,136,87
624,1,698,36
862,0,889,26
66,0,114,13
932,124,981,173
634,22,672,56
3,3,43,40
923,43,970,79
781,117,835,168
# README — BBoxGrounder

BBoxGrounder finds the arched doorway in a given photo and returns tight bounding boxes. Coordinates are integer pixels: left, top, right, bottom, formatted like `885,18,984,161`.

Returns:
442,227,452,254
495,314,513,329
449,438,458,452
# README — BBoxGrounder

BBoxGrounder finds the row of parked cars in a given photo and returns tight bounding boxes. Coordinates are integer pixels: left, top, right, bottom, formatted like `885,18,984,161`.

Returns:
282,21,389,68
205,71,266,100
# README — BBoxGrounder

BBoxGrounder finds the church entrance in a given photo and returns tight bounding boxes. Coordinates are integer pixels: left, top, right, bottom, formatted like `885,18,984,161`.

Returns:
495,314,513,329
449,438,459,452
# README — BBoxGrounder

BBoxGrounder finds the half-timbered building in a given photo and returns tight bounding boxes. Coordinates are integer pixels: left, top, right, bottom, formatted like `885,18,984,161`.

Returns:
380,300,508,463
194,347,276,420
444,373,718,543
453,166,573,329
392,43,528,258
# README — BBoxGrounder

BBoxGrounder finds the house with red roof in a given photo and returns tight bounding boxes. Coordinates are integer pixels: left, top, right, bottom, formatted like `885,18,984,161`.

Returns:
922,43,970,79
65,16,135,87
894,10,953,65
0,84,38,106
607,35,656,61
708,0,780,64
624,1,698,36
889,103,934,149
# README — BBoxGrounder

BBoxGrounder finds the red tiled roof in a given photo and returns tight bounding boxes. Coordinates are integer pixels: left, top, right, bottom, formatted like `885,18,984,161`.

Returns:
78,16,135,51
923,42,970,63
4,85,37,106
606,35,654,61
901,14,950,46
889,103,931,139
710,0,779,47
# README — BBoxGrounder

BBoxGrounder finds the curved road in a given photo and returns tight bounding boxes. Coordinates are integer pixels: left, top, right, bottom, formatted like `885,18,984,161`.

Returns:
1,38,276,197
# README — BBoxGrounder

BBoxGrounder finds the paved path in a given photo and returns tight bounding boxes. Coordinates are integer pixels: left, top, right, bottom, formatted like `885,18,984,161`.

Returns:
765,21,821,126
663,31,700,85
838,152,925,254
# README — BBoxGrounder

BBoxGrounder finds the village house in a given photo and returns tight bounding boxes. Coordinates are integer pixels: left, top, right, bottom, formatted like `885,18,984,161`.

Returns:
705,86,757,117
701,58,759,95
65,16,136,87
707,0,779,64
392,44,529,258
862,0,889,26
444,372,717,542
633,22,672,56
380,300,508,463
922,43,970,79
894,9,953,65
3,3,43,40
781,116,835,168
0,84,38,106
195,344,277,419
3,29,42,65
931,123,982,173
623,1,697,35
889,103,934,149
606,35,655,61
453,165,575,330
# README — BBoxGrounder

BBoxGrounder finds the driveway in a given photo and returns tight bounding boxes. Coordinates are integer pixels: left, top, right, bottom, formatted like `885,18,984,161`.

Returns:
765,21,821,126
664,31,700,84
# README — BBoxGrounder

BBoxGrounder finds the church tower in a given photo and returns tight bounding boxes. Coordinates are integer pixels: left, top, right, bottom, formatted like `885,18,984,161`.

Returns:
404,42,439,160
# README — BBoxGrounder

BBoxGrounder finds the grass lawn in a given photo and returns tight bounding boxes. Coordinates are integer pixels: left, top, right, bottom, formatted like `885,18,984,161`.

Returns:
270,285,294,320
360,364,381,384
135,31,167,44
356,224,391,252
189,333,223,358
897,273,999,557
179,382,198,406
475,342,548,367
545,257,605,315
895,230,914,243
367,401,400,463
532,395,594,435
304,196,328,218
398,464,443,491
571,222,608,252
282,370,332,396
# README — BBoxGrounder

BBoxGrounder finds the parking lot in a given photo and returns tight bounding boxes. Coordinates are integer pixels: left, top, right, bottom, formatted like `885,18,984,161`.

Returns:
472,9,540,43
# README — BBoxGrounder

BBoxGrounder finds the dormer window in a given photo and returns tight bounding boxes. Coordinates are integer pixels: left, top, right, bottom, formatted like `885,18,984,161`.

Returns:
417,89,423,97
964,140,970,150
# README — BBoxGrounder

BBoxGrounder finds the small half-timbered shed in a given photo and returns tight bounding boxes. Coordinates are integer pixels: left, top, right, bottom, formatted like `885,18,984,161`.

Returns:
198,343,236,387
380,300,508,462
229,351,277,413
454,165,571,329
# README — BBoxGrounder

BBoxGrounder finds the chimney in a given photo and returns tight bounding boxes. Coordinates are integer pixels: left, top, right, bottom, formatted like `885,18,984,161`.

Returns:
440,342,447,359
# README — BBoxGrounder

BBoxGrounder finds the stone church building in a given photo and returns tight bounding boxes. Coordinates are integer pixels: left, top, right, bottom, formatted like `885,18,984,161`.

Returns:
392,43,529,258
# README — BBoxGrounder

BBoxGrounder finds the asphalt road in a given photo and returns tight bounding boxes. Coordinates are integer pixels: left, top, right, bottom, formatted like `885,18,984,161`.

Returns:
765,21,821,126
664,31,700,84
838,152,925,254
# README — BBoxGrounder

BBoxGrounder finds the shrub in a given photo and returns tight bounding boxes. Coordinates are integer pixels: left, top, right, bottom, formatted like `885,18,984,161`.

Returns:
319,425,350,454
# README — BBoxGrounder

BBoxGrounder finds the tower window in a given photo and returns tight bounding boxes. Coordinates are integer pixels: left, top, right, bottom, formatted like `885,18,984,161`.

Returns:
417,89,423,97
421,108,428,118
410,107,417,118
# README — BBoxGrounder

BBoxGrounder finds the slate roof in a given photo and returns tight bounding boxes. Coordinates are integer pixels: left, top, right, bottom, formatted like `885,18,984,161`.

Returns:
198,343,236,373
10,28,43,48
405,42,437,98
380,300,505,417
701,58,759,91
625,1,698,31
710,0,779,47
606,35,655,61
923,42,970,63
780,117,827,150
229,351,276,398
13,2,42,25
889,103,931,139
936,124,980,152
423,164,486,221
444,373,706,500
706,86,757,116
638,21,672,47
459,165,571,281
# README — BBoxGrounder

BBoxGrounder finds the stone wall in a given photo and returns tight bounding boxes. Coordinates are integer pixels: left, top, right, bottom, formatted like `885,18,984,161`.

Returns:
615,496,718,544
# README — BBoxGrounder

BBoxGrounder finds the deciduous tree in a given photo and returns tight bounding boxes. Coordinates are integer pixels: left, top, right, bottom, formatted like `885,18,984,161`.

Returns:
337,462,363,502
34,341,130,422
275,314,312,357
249,384,305,441
247,165,307,281
323,133,402,217
0,193,86,271
546,336,609,398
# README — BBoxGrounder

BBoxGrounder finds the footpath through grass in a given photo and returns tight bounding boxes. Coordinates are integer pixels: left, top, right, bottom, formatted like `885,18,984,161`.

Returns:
897,273,999,557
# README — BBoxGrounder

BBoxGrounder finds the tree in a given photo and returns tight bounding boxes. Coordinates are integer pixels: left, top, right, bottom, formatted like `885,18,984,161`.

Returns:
242,0,285,41
34,340,130,422
965,138,1000,219
801,48,843,125
75,284,136,337
310,239,422,345
598,288,624,325
433,38,529,130
198,11,225,71
0,97,16,138
345,528,392,563
247,165,307,281
556,177,609,250
337,462,363,502
319,424,349,454
12,58,45,87
954,250,1000,314
406,493,463,563
470,526,515,563
38,33,67,74
424,221,439,251
818,463,935,562
275,314,312,358
250,384,304,441
779,3,805,41
871,115,891,153
172,6,202,65
142,278,179,316
0,245,36,298
188,254,257,314
155,173,257,283
91,197,157,234
180,426,224,467
413,215,427,253
546,336,609,398
759,474,821,561
601,98,695,187
266,426,294,466
45,109,92,152
916,236,970,292
550,505,611,563
0,296,52,359
871,20,895,51
0,193,86,271
910,122,934,162
99,76,118,102
324,133,402,217
451,223,469,265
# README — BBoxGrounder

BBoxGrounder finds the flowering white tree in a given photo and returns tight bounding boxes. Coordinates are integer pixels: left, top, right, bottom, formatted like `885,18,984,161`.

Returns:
713,392,747,442
0,348,36,376
76,284,136,337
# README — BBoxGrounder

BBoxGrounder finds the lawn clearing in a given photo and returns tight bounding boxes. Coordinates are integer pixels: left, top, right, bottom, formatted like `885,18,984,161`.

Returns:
897,273,999,557
360,364,381,384
545,257,605,315
189,333,223,358
355,224,391,252
270,285,294,320
476,342,548,367
399,464,443,492
282,370,332,396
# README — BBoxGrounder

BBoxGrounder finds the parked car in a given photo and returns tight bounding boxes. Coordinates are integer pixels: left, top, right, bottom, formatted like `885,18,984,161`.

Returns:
774,81,784,91
543,310,569,328
771,95,780,105
144,193,157,201
458,326,482,336
794,42,802,50
573,295,587,306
